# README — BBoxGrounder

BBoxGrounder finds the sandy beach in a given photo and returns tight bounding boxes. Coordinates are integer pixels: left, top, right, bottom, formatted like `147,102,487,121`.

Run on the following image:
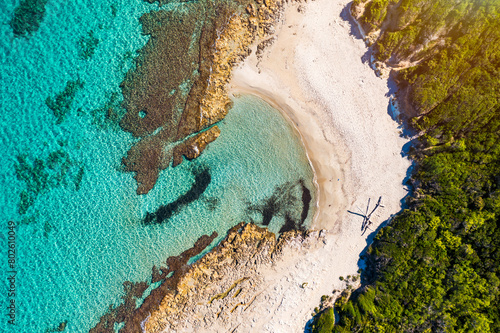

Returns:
224,0,411,330
142,0,411,332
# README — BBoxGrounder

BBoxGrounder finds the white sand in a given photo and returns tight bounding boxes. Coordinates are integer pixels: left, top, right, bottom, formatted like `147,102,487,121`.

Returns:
223,0,411,331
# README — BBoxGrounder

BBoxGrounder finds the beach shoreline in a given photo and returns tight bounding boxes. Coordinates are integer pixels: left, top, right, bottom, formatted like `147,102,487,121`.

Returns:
228,88,325,228
222,0,412,329
229,0,410,233
142,0,412,331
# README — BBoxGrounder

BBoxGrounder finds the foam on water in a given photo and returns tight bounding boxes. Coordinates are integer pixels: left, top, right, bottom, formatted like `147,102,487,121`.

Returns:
0,1,315,331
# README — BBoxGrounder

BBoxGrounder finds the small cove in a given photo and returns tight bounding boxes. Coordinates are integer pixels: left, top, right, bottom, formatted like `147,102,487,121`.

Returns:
0,0,316,331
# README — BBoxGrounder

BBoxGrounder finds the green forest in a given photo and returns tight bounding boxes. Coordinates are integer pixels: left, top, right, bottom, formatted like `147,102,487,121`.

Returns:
313,0,500,332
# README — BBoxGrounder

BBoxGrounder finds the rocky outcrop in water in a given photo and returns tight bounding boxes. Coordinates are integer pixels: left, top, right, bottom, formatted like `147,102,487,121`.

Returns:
172,126,221,167
90,232,219,333
142,222,324,332
119,0,287,194
90,221,324,332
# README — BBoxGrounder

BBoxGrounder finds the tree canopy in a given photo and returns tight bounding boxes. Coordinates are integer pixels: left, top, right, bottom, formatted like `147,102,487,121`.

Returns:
314,1,500,331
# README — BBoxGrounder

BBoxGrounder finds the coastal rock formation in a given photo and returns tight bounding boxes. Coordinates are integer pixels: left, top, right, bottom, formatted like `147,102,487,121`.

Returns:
91,232,219,333
121,133,170,195
119,0,288,194
142,222,324,332
172,126,221,167
90,222,324,332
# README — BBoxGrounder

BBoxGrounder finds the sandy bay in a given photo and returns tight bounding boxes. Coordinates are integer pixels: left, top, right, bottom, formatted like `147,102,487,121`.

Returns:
223,0,412,330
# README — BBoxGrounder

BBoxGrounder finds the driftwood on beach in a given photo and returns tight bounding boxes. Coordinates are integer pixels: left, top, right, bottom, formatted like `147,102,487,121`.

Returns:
359,196,383,234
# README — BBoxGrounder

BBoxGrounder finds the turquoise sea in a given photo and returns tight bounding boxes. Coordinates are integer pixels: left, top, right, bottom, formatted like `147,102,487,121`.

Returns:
0,0,315,331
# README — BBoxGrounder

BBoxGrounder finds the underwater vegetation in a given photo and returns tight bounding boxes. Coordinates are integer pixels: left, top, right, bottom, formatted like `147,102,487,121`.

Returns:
45,79,85,124
87,92,125,131
14,144,85,215
10,0,49,37
78,30,99,60
44,320,68,333
246,179,312,233
143,165,211,225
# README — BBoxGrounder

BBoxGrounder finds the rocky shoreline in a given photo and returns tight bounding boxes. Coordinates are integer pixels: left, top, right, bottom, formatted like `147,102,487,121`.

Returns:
90,223,325,332
119,0,294,195
90,232,218,332
89,0,413,330
143,223,325,332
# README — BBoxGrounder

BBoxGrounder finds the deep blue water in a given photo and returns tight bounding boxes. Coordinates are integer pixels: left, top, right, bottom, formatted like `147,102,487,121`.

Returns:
0,1,315,331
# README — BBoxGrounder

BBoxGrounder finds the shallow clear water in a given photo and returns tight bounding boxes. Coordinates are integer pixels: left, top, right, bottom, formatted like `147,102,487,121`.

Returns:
0,1,315,331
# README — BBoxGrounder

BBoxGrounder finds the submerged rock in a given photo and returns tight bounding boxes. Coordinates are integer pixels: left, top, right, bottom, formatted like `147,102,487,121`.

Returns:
91,219,323,332
91,232,219,333
119,0,288,194
172,126,221,167
142,222,323,332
